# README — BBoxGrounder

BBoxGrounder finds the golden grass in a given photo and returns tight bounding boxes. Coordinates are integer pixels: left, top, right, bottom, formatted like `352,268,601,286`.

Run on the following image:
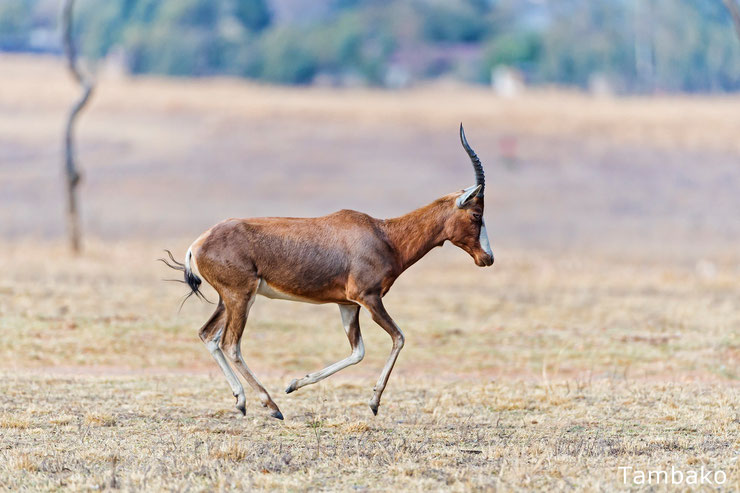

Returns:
0,374,736,491
11,453,39,472
83,412,116,427
0,240,737,382
3,53,740,155
49,415,74,426
0,54,738,491
0,415,30,429
0,240,737,490
210,440,249,462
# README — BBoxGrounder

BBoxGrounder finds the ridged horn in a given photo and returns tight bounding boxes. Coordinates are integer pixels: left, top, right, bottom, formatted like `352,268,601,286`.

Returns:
459,123,484,196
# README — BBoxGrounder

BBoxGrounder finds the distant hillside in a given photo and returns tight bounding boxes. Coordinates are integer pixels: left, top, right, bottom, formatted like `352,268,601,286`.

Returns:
1,0,740,92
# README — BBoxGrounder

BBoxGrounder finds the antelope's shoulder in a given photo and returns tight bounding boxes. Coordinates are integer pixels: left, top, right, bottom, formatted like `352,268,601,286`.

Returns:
326,208,378,224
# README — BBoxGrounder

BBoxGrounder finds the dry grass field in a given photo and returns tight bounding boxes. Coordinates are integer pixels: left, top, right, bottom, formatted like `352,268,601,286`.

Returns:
0,55,739,491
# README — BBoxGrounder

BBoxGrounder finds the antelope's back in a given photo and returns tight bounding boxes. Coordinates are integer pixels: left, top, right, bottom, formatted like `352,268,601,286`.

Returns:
197,210,394,303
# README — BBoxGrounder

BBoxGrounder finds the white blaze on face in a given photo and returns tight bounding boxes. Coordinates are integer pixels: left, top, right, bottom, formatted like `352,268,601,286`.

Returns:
479,220,493,257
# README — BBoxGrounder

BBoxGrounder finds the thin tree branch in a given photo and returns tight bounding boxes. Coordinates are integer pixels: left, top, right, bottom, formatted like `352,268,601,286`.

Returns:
61,0,95,253
724,0,740,42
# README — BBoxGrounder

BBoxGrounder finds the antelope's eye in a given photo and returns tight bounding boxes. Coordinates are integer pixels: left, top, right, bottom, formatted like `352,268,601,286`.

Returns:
471,212,482,221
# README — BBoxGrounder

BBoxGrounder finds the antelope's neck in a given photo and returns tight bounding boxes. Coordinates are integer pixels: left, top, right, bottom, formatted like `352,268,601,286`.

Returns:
382,199,451,272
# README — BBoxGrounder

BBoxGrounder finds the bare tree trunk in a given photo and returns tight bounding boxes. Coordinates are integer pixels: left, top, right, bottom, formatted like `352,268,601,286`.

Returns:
724,0,740,42
61,0,94,253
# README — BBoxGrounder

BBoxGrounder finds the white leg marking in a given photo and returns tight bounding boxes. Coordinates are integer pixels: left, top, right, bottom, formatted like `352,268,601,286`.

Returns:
223,295,278,411
340,304,365,365
206,328,244,398
289,305,364,391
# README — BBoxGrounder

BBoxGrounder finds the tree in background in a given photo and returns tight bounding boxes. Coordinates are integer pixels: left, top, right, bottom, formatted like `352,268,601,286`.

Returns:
4,0,740,91
420,0,490,44
536,1,635,89
723,0,740,41
0,0,33,51
258,28,318,83
234,0,271,31
477,0,740,93
61,0,95,253
650,0,740,92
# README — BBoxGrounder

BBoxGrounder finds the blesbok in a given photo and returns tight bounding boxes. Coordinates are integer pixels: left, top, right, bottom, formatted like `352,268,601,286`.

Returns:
163,124,493,420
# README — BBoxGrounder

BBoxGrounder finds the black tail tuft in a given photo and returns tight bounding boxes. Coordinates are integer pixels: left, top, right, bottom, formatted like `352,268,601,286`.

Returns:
184,267,202,295
158,249,213,307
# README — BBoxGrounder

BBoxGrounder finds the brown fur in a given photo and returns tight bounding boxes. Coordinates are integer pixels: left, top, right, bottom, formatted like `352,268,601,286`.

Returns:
189,190,492,418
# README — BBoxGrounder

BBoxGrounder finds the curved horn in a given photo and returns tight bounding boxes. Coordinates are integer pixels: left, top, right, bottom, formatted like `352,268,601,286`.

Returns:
459,123,484,196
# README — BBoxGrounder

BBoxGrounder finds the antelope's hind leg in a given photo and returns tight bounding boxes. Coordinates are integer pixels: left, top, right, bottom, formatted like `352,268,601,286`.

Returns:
199,301,248,415
285,304,363,394
221,291,284,420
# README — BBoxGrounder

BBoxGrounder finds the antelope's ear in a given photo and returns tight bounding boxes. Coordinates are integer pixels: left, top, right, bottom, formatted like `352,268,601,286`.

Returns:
456,184,482,208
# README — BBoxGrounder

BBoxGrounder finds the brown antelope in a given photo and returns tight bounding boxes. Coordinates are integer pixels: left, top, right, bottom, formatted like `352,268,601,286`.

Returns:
163,124,493,420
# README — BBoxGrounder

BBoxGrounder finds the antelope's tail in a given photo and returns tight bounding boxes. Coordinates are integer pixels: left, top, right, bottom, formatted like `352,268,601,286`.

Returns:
159,248,211,305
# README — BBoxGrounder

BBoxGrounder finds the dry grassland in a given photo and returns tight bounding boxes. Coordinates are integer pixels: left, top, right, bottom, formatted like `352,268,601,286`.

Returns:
0,374,736,491
0,55,738,491
0,242,737,491
5,55,740,154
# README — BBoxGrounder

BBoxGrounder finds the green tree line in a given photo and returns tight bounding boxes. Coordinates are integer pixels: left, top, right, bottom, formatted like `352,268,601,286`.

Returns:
1,0,739,91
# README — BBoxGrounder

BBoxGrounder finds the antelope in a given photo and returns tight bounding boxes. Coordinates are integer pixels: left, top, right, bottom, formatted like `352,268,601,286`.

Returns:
163,124,493,420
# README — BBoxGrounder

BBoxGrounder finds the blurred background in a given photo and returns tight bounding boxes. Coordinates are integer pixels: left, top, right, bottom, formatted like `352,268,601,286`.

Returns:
4,0,740,91
1,3,739,489
2,0,740,257
0,0,739,373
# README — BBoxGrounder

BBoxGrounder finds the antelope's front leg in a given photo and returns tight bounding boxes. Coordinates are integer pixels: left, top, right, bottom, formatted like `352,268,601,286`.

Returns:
285,304,364,393
357,295,405,416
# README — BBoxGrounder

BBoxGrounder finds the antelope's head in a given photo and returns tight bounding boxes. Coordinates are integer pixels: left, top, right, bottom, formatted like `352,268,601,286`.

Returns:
445,124,494,267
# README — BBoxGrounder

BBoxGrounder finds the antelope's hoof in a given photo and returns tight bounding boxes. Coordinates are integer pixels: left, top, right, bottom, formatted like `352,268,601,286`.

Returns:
285,379,299,394
235,396,246,416
270,409,284,420
369,403,379,416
